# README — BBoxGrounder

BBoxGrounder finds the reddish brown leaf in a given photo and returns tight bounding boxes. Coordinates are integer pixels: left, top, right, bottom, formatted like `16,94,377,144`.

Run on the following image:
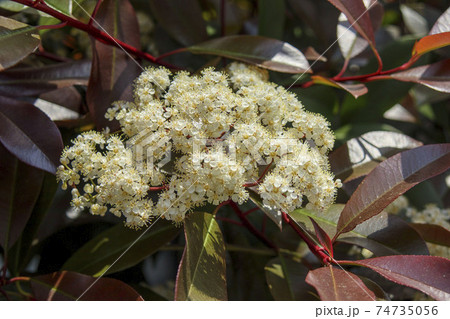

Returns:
312,75,368,98
327,0,375,45
429,6,450,35
390,59,450,93
30,271,144,301
188,35,311,74
344,256,450,300
305,265,376,301
330,131,423,183
309,217,333,257
412,32,450,57
0,144,44,250
0,96,63,174
87,0,141,130
335,144,450,239
304,46,327,62
409,223,450,247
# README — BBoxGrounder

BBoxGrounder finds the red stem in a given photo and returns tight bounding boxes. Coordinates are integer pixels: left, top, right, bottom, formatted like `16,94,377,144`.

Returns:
215,216,243,226
243,160,273,187
7,277,30,284
282,212,331,265
13,0,179,69
89,0,103,27
155,48,188,62
229,201,278,251
148,185,169,191
243,206,260,216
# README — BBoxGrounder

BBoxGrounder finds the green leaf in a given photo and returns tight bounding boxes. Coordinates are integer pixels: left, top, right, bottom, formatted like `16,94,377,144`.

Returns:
30,271,144,301
305,265,376,301
86,0,141,130
265,255,314,300
329,131,423,183
62,219,180,276
0,16,40,71
45,0,73,16
175,212,227,301
188,35,310,74
149,0,207,46
258,0,285,40
290,205,429,256
335,144,450,238
0,144,44,250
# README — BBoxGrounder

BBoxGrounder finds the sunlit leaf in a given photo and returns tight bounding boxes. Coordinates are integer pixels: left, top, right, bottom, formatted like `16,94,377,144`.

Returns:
290,205,429,256
249,189,281,230
0,16,39,71
86,0,141,130
335,144,450,239
62,218,180,276
327,0,375,45
149,0,207,46
188,35,311,74
175,212,227,301
337,0,383,59
311,75,368,98
0,145,44,250
343,256,450,300
264,256,314,300
429,6,450,35
30,271,144,301
0,96,63,174
412,32,450,57
329,131,423,183
390,59,450,93
305,265,376,301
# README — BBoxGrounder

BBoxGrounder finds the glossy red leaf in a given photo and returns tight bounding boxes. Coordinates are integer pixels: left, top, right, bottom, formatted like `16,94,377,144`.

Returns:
345,256,450,300
0,96,63,174
335,144,450,239
30,271,144,301
149,0,207,46
304,47,327,62
330,131,423,183
412,32,450,57
312,75,368,98
305,265,376,301
429,6,450,35
188,35,311,74
87,0,141,130
337,0,383,59
409,223,450,247
390,59,450,93
309,217,333,257
327,0,375,45
0,144,44,250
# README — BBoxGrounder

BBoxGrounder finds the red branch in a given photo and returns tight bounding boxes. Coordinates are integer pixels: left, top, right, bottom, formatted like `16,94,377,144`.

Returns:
282,212,331,265
13,0,179,69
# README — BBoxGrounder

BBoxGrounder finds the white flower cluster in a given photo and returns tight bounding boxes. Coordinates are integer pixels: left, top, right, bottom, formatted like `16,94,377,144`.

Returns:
57,63,341,228
386,196,450,258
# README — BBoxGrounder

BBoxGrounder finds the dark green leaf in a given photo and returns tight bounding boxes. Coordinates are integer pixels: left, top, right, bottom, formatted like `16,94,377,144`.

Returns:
329,131,423,183
175,212,227,301
86,0,141,130
258,0,285,40
264,256,314,300
30,271,144,301
305,265,376,301
0,144,44,250
335,144,450,238
188,35,310,74
0,96,63,174
62,219,180,276
149,0,207,46
0,16,39,71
